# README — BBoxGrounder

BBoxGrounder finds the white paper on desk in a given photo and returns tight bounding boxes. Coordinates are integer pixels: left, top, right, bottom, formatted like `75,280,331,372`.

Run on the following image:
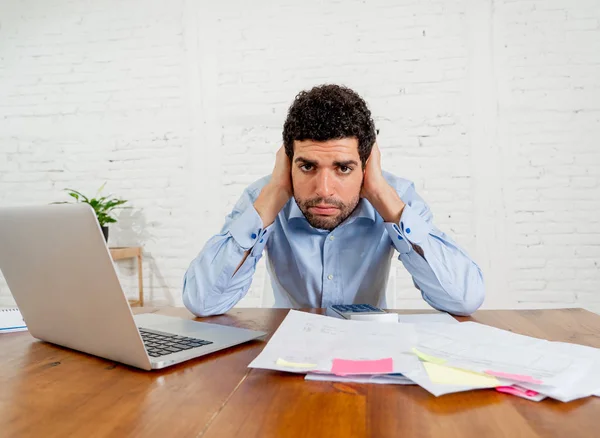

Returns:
248,310,419,375
517,340,600,402
416,322,590,386
305,373,414,385
397,313,458,324
447,323,600,402
415,322,596,401
349,313,399,323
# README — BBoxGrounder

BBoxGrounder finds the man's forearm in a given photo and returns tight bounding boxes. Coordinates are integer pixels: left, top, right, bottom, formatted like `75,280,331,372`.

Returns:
183,235,257,317
231,183,290,276
253,182,291,228
233,249,251,276
399,238,485,315
367,180,406,224
368,182,428,257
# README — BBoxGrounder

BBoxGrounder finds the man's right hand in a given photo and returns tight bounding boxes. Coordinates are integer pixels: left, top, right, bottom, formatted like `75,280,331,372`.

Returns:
253,146,293,228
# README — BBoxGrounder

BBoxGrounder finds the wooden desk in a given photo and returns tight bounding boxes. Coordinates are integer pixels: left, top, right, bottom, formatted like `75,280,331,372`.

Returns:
109,246,143,307
1,308,599,438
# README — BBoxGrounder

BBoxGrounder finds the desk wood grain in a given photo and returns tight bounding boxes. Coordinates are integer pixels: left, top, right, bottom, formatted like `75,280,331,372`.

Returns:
1,308,599,438
0,308,283,438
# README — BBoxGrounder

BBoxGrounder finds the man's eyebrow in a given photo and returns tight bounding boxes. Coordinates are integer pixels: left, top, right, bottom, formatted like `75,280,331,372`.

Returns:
294,157,318,166
333,160,359,167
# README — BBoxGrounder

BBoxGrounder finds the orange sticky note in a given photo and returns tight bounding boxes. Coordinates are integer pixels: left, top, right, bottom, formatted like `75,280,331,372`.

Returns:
331,358,393,376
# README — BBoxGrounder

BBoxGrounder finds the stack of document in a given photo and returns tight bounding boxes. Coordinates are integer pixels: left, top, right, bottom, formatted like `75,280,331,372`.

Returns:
248,310,600,402
249,310,419,375
306,373,413,385
407,321,600,402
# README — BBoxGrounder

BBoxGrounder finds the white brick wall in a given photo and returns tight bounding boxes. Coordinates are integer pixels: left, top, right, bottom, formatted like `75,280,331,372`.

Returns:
1,0,599,313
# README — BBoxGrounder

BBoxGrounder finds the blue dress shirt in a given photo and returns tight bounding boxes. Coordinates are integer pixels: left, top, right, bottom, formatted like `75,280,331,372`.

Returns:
183,171,484,316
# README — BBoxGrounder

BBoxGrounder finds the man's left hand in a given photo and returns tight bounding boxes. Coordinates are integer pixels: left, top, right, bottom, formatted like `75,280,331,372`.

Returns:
360,142,406,224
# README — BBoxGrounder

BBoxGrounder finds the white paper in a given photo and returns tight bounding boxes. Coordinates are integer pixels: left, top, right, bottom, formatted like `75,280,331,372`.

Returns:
515,391,546,402
248,310,419,375
249,310,600,402
349,313,399,323
305,373,414,385
517,340,600,402
0,308,27,333
445,323,599,402
527,394,547,402
414,322,597,401
397,313,458,324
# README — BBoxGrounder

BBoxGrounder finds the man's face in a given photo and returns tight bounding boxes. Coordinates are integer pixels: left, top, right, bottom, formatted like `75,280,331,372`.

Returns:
291,138,363,230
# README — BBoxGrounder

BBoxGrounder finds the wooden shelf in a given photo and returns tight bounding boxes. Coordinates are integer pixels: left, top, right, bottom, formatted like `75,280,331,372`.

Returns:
109,246,144,307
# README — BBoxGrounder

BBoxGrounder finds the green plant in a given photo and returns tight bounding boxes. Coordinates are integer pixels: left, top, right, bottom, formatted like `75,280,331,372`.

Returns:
63,183,128,227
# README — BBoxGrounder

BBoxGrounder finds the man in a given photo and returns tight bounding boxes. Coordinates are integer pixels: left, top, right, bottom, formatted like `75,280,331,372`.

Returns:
183,84,484,317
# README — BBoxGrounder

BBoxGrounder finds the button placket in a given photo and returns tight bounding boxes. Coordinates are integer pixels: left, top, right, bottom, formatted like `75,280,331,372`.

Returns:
322,233,337,307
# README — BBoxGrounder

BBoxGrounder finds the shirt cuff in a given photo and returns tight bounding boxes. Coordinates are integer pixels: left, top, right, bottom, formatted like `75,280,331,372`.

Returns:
385,204,433,254
228,205,272,254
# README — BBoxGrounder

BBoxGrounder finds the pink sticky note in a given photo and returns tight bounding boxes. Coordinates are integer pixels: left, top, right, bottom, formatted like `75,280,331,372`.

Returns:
331,358,393,376
484,370,543,385
496,386,539,397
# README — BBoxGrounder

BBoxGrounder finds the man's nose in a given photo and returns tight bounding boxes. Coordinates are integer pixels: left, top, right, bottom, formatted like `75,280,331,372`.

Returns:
314,171,334,198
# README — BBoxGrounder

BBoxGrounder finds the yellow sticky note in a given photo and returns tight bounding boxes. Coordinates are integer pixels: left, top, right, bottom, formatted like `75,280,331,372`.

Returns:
276,358,317,369
412,347,447,365
423,362,500,387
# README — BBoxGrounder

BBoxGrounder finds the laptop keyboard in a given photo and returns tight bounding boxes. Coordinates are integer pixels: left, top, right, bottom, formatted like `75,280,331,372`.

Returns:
139,328,213,358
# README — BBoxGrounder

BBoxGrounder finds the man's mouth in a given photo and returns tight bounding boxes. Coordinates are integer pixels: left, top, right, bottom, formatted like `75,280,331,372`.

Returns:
309,205,339,216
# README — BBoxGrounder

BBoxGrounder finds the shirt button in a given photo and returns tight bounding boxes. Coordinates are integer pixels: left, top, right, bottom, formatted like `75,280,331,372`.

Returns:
251,233,257,239
327,274,334,280
329,235,335,241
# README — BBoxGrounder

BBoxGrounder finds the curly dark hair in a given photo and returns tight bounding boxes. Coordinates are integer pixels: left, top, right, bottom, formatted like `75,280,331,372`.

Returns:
282,84,376,167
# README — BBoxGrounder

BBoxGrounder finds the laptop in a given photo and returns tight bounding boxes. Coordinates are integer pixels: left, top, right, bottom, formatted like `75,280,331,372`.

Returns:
0,204,266,370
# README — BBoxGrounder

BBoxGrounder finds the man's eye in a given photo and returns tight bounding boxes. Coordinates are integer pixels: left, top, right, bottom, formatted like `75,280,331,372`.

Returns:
300,164,313,172
339,166,353,174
